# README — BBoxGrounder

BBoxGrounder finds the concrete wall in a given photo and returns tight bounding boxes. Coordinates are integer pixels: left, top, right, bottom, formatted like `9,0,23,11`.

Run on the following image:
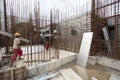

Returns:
27,53,77,78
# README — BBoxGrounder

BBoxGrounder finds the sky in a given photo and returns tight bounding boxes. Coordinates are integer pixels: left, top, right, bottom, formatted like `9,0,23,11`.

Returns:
0,0,91,30
0,0,91,19
0,0,4,12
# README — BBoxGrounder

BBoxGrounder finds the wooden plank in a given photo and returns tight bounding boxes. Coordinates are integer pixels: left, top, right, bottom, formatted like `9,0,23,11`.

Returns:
0,30,29,43
60,68,83,80
19,37,29,43
0,30,13,37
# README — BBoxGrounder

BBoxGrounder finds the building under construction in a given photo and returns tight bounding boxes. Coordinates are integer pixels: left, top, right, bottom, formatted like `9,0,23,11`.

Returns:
0,0,120,80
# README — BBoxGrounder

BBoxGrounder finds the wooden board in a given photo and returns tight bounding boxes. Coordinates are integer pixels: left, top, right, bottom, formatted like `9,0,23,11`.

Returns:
0,30,29,43
0,30,13,37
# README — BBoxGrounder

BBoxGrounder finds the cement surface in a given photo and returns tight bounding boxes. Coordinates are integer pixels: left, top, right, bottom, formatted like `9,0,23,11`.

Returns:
73,64,110,80
27,61,120,80
109,74,120,80
59,68,83,80
57,61,120,80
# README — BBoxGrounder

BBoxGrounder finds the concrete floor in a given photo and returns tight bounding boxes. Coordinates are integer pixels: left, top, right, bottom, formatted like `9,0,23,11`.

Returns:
55,61,120,80
73,64,110,80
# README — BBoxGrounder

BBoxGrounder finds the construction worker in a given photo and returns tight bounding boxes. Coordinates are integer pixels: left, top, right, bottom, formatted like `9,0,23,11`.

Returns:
45,38,49,51
10,32,23,66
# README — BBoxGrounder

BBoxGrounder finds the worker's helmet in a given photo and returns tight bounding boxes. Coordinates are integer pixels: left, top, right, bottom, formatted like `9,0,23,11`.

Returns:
15,32,21,37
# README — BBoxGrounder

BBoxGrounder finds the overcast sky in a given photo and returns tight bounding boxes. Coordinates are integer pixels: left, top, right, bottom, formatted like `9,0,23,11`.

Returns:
0,0,4,11
0,0,91,19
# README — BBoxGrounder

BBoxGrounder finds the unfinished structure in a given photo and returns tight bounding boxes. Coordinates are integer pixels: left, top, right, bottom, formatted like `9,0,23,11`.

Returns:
0,0,120,80
59,0,120,59
91,0,120,59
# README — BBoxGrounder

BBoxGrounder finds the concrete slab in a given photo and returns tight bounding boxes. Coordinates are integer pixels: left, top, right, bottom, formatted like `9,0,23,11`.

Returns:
60,68,83,80
50,74,64,80
91,76,98,80
109,74,120,80
77,32,93,68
